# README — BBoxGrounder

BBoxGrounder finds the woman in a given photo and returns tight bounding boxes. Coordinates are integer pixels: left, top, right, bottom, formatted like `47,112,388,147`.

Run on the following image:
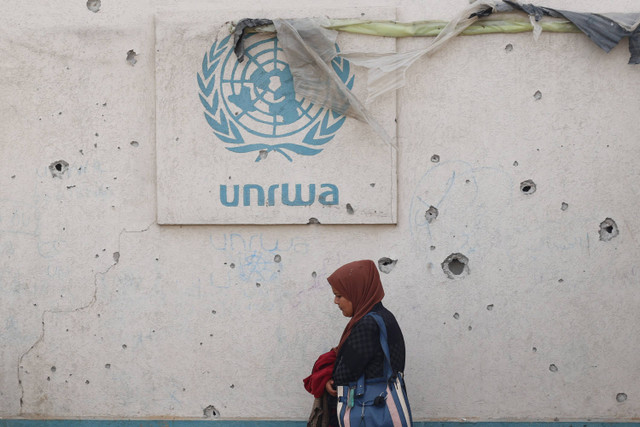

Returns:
325,260,408,425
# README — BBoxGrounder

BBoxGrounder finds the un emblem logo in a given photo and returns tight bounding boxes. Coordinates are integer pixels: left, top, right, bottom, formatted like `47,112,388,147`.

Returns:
198,34,354,162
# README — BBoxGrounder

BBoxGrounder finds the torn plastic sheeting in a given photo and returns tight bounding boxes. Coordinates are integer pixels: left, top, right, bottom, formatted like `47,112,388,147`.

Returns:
230,0,497,146
271,17,345,115
503,1,640,64
233,18,274,62
230,18,396,148
277,0,497,131
338,0,499,103
272,18,396,149
230,1,640,145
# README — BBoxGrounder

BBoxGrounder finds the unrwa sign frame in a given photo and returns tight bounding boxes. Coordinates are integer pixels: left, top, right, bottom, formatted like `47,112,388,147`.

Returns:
155,9,397,224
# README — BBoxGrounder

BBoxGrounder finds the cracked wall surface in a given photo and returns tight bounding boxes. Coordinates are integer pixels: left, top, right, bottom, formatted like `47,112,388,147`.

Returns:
2,0,640,421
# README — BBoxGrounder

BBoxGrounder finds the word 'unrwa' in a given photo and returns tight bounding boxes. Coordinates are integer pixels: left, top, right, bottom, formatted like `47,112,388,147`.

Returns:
220,184,339,207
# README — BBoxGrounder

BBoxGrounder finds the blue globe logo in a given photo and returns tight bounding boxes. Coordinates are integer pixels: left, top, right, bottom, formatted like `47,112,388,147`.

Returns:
198,34,354,161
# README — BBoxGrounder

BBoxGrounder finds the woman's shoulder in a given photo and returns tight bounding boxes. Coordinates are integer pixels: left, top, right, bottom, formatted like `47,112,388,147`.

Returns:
371,303,399,323
354,312,379,329
352,304,401,335
348,313,381,340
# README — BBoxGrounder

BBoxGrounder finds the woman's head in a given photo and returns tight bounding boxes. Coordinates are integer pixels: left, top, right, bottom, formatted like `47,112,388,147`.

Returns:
328,260,385,318
328,260,385,351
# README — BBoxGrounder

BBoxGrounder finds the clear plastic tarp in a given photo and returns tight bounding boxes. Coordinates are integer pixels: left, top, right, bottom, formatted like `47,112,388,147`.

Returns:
233,1,640,146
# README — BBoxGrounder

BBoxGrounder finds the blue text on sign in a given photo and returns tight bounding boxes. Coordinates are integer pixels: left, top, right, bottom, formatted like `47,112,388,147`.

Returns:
220,184,339,207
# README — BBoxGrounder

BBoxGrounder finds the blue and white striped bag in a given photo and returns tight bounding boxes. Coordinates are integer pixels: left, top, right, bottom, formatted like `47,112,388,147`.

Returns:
337,312,413,427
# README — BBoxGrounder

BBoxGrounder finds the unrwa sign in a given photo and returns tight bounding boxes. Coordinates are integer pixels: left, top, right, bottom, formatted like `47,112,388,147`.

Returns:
156,10,397,224
219,183,339,207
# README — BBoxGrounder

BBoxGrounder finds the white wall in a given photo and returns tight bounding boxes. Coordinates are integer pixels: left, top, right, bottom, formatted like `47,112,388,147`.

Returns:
2,0,639,421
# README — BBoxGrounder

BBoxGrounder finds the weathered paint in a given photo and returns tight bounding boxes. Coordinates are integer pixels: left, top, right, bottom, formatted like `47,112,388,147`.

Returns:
1,0,640,422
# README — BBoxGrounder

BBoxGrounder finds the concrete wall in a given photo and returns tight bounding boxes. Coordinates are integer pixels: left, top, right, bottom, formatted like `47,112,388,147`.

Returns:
2,0,639,422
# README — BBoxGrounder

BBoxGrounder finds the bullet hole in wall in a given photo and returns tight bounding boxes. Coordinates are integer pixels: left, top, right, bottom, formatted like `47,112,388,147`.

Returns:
486,304,494,311
258,149,268,160
113,252,120,263
378,257,397,274
599,218,619,241
256,282,261,288
50,366,56,373
122,344,127,349
425,206,438,224
126,50,138,66
442,253,469,279
370,183,376,187
453,313,460,320
513,161,518,167
505,43,513,52
229,263,235,269
561,202,569,211
534,90,542,100
312,271,317,278
520,180,536,195
549,364,558,372
346,203,354,215
86,0,101,12
307,217,321,224
430,245,436,251
431,154,440,163
130,141,139,147
617,393,628,403
49,160,69,178
274,254,281,263
203,405,220,418
105,364,111,369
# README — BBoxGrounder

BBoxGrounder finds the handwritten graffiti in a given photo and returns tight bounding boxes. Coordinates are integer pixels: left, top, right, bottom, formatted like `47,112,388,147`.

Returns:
210,233,308,283
0,200,40,236
38,240,65,259
409,161,514,258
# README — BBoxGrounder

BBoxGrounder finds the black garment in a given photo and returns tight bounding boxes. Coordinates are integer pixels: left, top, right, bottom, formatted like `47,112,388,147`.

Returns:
307,395,330,427
332,302,406,386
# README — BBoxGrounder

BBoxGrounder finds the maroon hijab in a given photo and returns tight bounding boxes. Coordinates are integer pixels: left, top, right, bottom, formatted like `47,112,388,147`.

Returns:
327,260,385,352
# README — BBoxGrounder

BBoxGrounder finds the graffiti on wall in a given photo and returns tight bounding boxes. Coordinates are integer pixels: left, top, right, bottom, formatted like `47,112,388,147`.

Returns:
209,233,309,283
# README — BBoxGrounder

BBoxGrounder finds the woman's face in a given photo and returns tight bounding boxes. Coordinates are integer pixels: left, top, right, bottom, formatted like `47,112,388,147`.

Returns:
332,287,354,317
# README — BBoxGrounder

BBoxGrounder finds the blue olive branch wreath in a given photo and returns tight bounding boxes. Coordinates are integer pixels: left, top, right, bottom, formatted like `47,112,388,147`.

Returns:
197,34,354,162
